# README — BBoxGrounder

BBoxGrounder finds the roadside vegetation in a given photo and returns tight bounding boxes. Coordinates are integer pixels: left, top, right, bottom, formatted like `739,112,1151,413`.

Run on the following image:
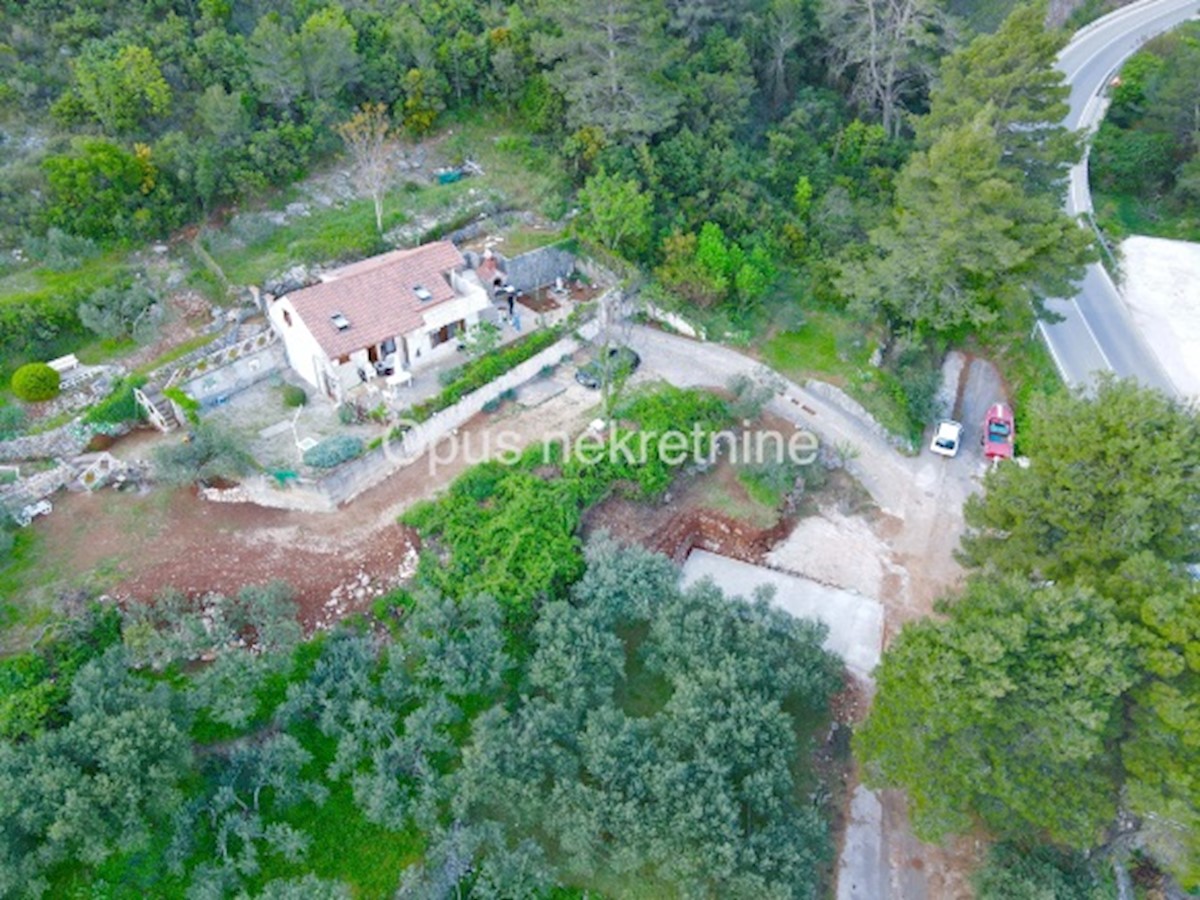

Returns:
1090,22,1200,241
858,379,1200,892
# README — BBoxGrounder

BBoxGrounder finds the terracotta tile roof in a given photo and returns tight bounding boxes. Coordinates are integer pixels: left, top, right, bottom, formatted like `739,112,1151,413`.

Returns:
283,242,465,359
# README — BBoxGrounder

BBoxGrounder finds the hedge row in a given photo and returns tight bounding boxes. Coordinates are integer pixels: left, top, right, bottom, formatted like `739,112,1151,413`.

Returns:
407,327,562,424
303,434,363,469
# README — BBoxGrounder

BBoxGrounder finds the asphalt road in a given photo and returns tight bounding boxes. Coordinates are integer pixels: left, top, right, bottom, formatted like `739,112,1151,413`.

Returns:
1041,0,1200,395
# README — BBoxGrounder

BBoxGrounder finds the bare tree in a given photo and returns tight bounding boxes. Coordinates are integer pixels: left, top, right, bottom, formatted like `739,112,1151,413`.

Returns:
821,0,951,137
596,284,638,418
338,102,397,235
761,0,809,114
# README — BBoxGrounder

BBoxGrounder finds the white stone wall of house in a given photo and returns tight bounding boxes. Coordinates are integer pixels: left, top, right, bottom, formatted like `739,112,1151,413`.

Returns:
269,296,327,393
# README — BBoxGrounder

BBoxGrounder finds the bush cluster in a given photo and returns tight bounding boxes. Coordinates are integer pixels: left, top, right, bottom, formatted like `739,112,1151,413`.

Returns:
281,384,308,408
303,434,363,469
0,405,27,440
405,328,561,425
403,385,732,620
83,377,146,426
10,363,61,403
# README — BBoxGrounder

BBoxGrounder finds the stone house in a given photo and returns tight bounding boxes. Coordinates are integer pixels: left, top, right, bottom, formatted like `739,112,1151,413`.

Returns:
267,242,491,401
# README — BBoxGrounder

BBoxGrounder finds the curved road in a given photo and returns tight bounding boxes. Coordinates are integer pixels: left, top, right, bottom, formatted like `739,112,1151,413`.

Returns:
1040,0,1199,396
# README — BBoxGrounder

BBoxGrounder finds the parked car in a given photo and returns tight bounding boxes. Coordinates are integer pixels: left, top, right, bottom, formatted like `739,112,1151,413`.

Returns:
575,346,641,389
983,402,1015,461
930,420,964,457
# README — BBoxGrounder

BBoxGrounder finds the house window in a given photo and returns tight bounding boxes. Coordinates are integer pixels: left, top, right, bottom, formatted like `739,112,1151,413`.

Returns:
282,310,292,327
337,354,350,365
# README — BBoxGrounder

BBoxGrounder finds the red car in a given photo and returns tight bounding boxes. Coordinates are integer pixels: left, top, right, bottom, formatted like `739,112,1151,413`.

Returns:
983,403,1015,461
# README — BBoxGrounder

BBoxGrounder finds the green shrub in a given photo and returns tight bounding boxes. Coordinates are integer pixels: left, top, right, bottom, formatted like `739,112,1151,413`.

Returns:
974,842,1111,900
10,363,61,403
303,434,363,469
21,228,99,272
162,387,200,426
282,384,308,408
438,329,559,405
403,385,733,622
0,405,27,440
371,589,414,631
83,377,146,426
153,421,255,486
398,328,562,426
438,365,464,387
738,457,804,508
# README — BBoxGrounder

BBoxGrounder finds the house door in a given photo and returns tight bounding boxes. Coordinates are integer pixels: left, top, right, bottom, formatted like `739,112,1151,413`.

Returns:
436,324,451,346
367,345,379,363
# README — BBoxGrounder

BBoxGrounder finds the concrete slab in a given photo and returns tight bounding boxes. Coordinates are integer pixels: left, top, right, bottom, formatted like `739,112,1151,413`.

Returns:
680,550,884,679
837,787,886,900
259,420,293,440
1120,236,1200,400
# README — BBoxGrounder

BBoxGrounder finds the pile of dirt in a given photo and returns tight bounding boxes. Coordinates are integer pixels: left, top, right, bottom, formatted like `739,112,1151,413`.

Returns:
116,521,422,632
518,289,561,313
646,508,792,565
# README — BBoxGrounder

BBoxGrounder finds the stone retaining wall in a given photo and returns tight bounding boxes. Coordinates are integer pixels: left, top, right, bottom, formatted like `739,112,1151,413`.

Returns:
0,463,73,509
803,380,915,454
0,420,134,464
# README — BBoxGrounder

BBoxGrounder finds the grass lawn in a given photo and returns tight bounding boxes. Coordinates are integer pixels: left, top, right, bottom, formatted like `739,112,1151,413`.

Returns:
497,226,570,256
762,309,913,442
441,111,572,219
0,530,48,642
132,331,223,377
0,249,127,310
692,464,780,529
204,194,401,288
203,116,570,290
205,179,490,288
0,250,130,375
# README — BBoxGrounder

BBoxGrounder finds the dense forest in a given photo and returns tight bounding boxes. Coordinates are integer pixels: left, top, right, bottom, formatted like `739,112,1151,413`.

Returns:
1090,21,1200,240
859,378,1200,895
0,388,849,897
1,0,1092,433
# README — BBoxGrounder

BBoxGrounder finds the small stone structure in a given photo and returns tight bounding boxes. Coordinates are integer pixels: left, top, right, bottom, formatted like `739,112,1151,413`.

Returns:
68,451,134,492
464,243,578,295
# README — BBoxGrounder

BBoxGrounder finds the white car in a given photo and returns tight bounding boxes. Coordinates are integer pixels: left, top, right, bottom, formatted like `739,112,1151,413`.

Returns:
930,420,964,457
